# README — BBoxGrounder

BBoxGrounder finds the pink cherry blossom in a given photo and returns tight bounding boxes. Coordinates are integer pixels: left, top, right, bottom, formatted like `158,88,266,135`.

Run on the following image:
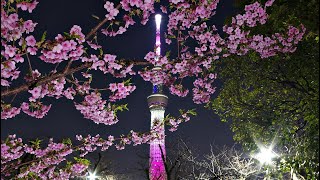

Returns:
4,45,16,57
25,35,36,46
104,1,119,20
21,102,52,119
1,105,21,120
265,0,275,7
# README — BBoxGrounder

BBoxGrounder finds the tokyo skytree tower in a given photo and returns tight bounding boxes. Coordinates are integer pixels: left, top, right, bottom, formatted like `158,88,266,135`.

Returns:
147,14,168,180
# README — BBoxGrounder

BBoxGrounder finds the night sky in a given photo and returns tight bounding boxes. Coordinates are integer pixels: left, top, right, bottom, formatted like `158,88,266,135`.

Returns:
1,0,237,176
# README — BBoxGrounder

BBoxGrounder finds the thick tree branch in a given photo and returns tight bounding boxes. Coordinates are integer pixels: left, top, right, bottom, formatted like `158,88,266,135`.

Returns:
1,62,91,98
1,60,151,98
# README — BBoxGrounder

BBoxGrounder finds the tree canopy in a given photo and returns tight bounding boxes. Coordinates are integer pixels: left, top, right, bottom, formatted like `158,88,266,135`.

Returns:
209,0,319,178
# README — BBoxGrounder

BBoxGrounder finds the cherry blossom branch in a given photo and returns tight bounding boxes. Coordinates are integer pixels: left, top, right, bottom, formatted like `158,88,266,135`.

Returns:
1,60,151,98
62,4,121,74
1,2,125,98
85,4,121,40
2,109,196,177
1,62,88,97
2,142,85,174
1,52,28,64
60,4,123,80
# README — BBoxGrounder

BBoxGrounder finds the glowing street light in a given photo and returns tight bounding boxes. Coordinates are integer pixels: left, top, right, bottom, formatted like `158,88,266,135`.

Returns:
253,144,279,180
254,146,277,165
87,171,99,180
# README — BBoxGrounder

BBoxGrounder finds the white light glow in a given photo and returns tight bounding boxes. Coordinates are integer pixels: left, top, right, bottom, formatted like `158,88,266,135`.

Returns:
150,108,165,145
155,14,162,30
87,172,98,180
150,109,165,129
106,175,115,180
254,146,277,165
156,47,161,56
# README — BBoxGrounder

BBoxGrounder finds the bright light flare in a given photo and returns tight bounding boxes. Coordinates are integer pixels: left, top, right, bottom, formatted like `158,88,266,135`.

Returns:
155,14,162,30
254,146,277,165
87,171,98,180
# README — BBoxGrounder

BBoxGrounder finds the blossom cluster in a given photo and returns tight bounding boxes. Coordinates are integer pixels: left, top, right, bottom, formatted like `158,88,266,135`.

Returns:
1,1,38,86
192,75,216,104
108,82,136,102
104,1,119,20
1,56,21,86
169,84,189,97
82,54,135,78
1,104,21,120
223,1,306,58
1,135,24,164
39,26,85,63
74,92,119,125
192,23,225,57
166,110,193,132
239,2,268,27
1,9,37,42
1,135,88,179
16,0,39,13
139,68,172,85
102,0,155,37
14,77,69,118
28,77,66,101
21,101,52,119
166,0,219,45
144,51,169,66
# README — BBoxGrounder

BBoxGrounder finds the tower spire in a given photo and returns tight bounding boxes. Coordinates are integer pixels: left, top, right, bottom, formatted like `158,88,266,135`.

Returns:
147,14,168,180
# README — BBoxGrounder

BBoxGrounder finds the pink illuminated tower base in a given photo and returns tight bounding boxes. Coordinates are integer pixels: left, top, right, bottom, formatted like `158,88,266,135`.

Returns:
147,14,168,180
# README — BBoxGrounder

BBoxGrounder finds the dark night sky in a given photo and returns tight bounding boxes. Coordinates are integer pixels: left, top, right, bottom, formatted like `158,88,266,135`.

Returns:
1,0,237,177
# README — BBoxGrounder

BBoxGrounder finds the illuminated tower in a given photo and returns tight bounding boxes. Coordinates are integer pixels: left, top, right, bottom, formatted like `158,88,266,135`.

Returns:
147,14,168,180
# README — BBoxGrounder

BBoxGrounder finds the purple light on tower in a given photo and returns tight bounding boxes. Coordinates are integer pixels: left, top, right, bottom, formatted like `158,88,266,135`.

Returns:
147,14,168,180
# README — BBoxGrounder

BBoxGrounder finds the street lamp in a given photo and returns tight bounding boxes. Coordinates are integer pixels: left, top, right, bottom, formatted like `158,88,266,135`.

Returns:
254,146,277,165
253,145,278,180
87,171,98,180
